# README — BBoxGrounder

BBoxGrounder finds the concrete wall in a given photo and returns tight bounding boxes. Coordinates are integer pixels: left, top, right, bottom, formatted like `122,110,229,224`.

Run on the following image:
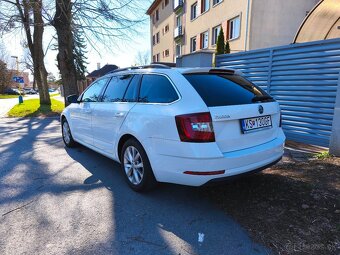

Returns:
176,51,214,67
249,0,319,49
330,72,340,156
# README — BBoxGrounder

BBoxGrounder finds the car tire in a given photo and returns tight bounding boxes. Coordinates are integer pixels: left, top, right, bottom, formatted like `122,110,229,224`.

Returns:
120,138,157,192
62,118,77,148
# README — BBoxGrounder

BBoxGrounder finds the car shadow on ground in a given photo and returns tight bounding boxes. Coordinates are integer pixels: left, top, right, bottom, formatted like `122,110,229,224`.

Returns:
65,144,271,255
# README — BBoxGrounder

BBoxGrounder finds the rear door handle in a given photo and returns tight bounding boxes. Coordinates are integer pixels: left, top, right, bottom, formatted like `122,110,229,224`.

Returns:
114,112,125,118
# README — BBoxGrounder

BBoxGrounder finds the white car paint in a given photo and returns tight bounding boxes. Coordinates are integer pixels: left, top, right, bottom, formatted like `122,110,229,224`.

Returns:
61,67,285,186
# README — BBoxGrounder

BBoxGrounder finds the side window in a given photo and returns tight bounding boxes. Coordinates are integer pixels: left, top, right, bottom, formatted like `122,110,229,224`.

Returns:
82,78,108,102
139,74,179,103
123,75,141,102
102,75,133,102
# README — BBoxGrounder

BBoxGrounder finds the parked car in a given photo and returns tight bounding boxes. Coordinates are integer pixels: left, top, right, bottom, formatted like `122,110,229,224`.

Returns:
23,88,38,94
4,88,20,95
61,65,285,191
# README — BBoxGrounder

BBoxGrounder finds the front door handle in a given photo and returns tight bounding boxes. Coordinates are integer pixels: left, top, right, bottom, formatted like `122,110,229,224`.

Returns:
114,112,125,118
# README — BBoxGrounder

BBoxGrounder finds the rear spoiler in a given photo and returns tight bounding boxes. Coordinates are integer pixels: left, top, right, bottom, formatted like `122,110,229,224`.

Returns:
181,68,244,76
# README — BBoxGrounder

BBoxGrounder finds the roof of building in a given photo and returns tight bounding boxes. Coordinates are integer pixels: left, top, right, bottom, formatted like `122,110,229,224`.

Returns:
87,64,119,78
294,0,340,43
146,0,162,15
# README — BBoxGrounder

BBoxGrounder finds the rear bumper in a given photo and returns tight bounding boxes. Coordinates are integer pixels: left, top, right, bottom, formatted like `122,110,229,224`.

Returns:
204,157,282,185
146,131,285,186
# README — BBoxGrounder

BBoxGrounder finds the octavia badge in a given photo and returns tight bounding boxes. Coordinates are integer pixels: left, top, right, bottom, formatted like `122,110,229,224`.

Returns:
258,105,264,114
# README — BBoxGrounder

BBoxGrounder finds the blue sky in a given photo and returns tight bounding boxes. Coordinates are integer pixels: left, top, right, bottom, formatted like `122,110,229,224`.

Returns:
2,1,152,79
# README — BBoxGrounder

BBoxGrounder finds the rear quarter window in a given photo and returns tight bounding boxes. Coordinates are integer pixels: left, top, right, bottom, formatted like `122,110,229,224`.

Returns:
184,74,270,107
139,74,179,103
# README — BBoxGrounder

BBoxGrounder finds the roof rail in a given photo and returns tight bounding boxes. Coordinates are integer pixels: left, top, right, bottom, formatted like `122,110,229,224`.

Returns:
108,63,172,74
150,62,176,67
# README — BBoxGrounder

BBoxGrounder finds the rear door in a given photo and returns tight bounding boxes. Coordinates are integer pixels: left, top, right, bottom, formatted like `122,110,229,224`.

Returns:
184,73,281,153
91,74,140,154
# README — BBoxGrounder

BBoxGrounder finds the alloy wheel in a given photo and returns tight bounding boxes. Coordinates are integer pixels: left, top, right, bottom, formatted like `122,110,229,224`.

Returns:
62,121,71,144
123,146,144,185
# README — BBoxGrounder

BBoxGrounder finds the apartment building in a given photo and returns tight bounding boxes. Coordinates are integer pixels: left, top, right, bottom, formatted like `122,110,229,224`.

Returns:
147,0,319,63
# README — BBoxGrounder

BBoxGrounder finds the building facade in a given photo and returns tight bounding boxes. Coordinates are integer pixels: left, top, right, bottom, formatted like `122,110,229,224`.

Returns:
147,0,319,63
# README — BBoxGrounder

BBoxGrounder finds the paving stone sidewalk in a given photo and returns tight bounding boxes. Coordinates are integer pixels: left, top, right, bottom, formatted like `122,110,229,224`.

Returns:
282,140,327,163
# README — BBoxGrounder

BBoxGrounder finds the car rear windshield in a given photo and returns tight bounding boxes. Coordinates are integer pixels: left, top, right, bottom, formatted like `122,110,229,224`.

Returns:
184,73,272,107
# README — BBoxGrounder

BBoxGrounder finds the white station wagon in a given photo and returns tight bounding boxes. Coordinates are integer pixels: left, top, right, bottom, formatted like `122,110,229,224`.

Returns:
61,65,285,191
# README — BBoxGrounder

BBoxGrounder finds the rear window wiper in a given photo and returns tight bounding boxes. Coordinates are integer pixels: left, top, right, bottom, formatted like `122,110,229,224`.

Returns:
252,95,273,102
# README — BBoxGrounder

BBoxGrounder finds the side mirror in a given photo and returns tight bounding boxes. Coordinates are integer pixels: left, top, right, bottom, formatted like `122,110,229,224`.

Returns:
67,94,79,104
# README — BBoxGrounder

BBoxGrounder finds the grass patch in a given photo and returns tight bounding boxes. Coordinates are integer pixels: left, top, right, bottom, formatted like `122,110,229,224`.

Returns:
314,151,333,160
7,98,64,117
0,94,22,99
50,93,61,98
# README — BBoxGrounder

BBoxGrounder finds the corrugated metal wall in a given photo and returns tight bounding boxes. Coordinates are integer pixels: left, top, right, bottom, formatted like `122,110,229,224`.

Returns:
216,38,340,147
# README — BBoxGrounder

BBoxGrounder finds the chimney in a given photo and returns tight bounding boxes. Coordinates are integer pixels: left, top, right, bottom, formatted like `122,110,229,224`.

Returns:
97,63,101,70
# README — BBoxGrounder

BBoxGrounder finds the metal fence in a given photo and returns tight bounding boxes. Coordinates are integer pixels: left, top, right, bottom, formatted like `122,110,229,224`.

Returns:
216,38,340,147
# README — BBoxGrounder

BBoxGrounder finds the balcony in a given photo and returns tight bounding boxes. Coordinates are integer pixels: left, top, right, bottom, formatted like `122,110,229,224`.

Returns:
174,26,183,39
174,0,184,11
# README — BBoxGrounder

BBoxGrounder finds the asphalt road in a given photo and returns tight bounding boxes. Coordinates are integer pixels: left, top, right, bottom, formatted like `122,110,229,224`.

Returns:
0,118,270,255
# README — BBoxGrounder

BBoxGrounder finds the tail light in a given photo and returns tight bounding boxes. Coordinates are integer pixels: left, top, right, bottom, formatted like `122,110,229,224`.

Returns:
175,112,215,142
279,111,282,127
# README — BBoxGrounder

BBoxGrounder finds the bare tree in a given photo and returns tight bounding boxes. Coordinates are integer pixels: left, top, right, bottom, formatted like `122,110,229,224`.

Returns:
0,42,12,93
52,0,78,104
0,0,51,104
135,51,150,66
52,0,147,105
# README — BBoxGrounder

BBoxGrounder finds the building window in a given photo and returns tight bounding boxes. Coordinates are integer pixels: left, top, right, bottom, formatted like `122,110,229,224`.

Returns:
164,49,170,57
200,31,209,49
213,0,222,6
176,44,181,57
212,25,221,45
155,9,159,22
176,15,182,27
191,2,197,20
156,32,160,44
153,35,156,45
164,24,169,34
190,37,197,52
154,53,160,62
201,0,209,13
165,0,169,7
228,16,240,40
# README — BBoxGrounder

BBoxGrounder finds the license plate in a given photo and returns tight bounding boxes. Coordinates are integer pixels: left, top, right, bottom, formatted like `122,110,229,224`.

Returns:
241,115,272,133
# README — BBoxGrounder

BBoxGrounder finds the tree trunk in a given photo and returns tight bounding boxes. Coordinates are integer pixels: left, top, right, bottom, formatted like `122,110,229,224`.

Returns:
53,0,79,106
32,0,51,105
32,77,36,90
17,0,50,105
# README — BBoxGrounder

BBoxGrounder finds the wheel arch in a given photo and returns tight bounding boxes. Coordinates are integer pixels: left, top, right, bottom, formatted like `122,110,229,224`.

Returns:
117,134,140,161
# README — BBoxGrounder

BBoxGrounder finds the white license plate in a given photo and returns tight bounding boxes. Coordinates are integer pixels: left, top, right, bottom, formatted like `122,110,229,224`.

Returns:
241,115,272,133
